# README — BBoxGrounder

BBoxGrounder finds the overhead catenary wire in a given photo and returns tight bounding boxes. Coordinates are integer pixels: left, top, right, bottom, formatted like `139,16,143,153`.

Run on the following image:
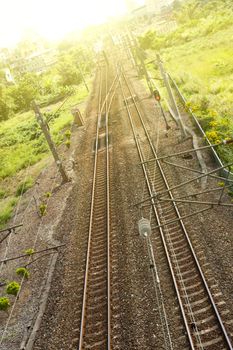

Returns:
120,63,233,349
0,167,60,346
0,74,81,269
0,52,93,345
119,66,174,350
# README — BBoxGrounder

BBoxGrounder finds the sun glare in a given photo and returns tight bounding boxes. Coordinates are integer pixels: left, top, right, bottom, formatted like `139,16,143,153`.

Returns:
0,0,144,47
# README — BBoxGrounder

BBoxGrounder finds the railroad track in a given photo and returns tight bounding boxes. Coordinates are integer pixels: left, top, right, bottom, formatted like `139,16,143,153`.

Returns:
119,66,233,350
78,64,112,350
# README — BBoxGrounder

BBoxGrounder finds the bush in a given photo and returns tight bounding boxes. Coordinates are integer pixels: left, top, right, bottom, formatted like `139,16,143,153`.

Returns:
0,188,6,199
64,130,71,140
56,55,82,86
65,140,71,148
138,31,156,50
6,281,20,296
39,203,47,216
0,85,14,121
25,248,34,256
16,267,30,279
9,73,40,112
0,297,10,311
0,98,11,121
205,130,221,143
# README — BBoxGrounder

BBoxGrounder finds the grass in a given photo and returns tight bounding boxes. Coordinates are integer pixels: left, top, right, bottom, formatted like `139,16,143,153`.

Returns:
0,81,89,180
0,79,91,228
160,26,233,163
141,6,233,165
0,197,18,229
15,177,34,197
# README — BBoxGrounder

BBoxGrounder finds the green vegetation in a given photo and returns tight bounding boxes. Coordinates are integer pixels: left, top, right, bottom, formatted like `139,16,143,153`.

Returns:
0,43,92,229
139,0,233,164
24,248,35,256
16,177,34,197
45,192,51,198
65,140,71,148
64,129,72,148
16,267,30,279
0,189,6,199
0,47,93,121
39,203,47,216
0,197,18,228
6,281,20,296
0,297,10,311
64,129,71,140
0,84,89,180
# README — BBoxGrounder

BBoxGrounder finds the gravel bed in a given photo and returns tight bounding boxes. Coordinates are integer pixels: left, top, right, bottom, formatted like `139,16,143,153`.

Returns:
1,61,232,350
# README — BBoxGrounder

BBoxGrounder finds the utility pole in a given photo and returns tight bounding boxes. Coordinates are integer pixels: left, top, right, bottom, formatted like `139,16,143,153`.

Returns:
157,54,187,138
102,50,109,65
128,28,154,94
32,101,69,184
136,46,154,95
77,58,89,92
125,33,138,69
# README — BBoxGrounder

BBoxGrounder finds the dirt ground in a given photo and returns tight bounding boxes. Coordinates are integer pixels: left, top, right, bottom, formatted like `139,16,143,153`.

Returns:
0,58,232,350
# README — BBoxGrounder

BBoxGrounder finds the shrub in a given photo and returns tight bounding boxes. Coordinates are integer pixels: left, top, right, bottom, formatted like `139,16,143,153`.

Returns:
205,130,221,143
0,85,14,121
138,30,157,50
39,203,47,216
16,267,30,279
6,281,20,296
9,73,40,112
64,130,71,140
0,297,10,311
25,248,34,256
0,98,11,121
45,192,51,198
56,55,82,86
0,189,6,199
65,140,71,148
200,96,209,112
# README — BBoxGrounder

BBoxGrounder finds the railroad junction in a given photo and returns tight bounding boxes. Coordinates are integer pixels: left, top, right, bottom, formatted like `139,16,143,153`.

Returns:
0,36,233,350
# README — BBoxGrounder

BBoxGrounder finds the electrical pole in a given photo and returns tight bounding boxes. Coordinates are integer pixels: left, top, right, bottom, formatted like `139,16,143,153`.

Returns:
128,28,154,94
32,101,69,184
157,54,187,138
77,58,89,92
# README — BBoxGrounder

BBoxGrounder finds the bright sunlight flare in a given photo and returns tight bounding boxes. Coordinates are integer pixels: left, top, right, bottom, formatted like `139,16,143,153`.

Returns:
0,0,144,47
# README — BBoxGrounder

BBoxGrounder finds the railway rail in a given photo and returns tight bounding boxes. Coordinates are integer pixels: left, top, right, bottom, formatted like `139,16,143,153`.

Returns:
119,65,233,350
78,62,119,350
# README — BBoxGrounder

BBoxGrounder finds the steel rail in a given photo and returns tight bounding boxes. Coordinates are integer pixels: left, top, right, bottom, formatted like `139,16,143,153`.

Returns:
78,63,118,350
105,64,112,350
121,67,233,349
119,69,193,350
78,66,105,350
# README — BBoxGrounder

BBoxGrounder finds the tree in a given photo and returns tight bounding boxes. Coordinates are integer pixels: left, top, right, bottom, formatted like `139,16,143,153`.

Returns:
56,55,82,86
0,85,13,121
173,0,182,10
138,30,157,50
9,73,40,111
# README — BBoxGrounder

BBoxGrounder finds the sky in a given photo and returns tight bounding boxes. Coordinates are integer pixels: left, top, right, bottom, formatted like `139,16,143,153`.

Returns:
0,0,145,48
